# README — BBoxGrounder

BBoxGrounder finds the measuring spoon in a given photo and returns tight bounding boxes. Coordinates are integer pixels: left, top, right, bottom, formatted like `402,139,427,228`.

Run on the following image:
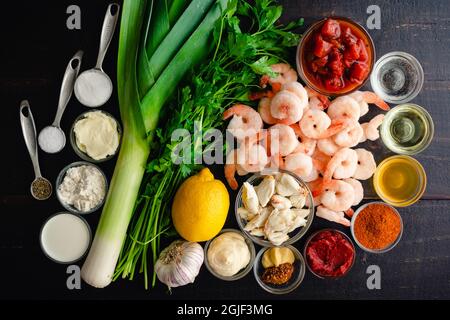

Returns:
74,3,120,107
20,100,52,200
38,50,83,154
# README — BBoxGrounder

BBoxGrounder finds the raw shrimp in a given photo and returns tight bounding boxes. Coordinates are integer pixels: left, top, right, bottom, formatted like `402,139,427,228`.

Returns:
268,124,299,156
353,148,376,180
343,178,364,206
300,109,348,139
317,137,340,156
224,150,239,190
281,82,308,110
270,90,304,124
333,120,364,148
223,104,263,140
316,205,350,227
327,96,361,121
283,152,313,177
349,91,390,116
323,147,358,182
320,179,355,212
364,114,384,141
266,63,298,85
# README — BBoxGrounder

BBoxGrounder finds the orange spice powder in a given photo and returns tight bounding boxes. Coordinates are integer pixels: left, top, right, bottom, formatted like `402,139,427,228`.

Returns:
354,203,401,250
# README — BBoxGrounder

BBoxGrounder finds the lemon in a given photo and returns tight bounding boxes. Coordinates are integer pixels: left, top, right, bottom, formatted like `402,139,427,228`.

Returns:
172,168,230,242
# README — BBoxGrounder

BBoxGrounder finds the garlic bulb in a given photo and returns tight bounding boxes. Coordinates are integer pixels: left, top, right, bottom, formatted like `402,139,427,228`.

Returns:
155,240,204,289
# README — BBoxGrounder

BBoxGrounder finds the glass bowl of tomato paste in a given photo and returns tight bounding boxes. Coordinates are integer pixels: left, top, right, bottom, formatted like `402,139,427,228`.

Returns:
296,17,375,96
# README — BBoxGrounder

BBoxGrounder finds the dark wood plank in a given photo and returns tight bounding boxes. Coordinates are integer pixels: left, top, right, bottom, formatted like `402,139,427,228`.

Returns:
0,0,449,300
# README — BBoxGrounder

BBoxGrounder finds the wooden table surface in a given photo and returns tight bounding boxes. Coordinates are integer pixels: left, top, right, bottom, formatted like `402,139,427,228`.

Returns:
1,0,449,300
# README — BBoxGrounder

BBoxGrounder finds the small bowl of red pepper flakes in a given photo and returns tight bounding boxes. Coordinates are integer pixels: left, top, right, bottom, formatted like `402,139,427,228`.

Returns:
297,17,375,96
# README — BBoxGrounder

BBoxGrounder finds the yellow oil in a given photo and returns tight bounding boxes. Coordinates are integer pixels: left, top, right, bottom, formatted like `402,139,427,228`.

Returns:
374,155,426,207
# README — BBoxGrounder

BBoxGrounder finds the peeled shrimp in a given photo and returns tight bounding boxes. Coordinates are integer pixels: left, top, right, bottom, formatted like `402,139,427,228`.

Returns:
223,104,263,140
349,91,390,116
306,87,330,110
258,97,278,125
320,179,354,212
266,63,298,85
268,124,299,156
316,205,350,227
306,179,323,208
281,82,308,110
300,109,348,139
327,96,361,121
343,178,364,206
224,150,239,190
236,140,269,173
333,120,364,148
270,90,304,124
317,137,340,156
297,166,319,183
353,148,376,180
311,149,331,176
364,114,384,141
323,147,358,182
290,123,316,156
283,152,313,177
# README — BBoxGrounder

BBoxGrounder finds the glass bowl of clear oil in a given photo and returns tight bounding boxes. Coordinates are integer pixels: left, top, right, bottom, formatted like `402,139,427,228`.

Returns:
373,155,426,207
380,103,434,155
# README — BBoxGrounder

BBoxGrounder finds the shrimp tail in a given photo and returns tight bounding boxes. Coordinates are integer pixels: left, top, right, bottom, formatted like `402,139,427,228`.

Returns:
345,208,354,218
317,117,351,139
363,92,390,111
224,164,239,190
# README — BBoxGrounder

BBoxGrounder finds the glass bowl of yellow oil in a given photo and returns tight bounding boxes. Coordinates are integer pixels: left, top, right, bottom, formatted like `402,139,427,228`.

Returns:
373,155,426,207
380,103,434,155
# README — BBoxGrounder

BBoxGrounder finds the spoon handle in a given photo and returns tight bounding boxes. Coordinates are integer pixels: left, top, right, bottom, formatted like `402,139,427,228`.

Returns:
95,3,120,69
20,100,41,179
53,50,83,127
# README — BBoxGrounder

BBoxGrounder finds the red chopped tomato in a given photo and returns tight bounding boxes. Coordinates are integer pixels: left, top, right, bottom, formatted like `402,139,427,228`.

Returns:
357,39,368,62
324,75,344,91
350,62,369,82
342,26,357,46
313,34,333,58
328,48,344,76
321,19,341,39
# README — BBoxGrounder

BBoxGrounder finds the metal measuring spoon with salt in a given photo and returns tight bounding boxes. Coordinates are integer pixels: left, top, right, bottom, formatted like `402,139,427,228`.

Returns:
20,100,52,200
38,50,83,154
74,3,120,107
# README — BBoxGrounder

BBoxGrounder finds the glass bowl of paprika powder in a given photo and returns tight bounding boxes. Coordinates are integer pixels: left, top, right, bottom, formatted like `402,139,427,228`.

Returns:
351,201,403,254
296,17,375,96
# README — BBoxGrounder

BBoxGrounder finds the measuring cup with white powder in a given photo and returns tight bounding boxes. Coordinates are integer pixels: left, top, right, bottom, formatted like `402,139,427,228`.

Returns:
74,3,120,107
38,50,83,153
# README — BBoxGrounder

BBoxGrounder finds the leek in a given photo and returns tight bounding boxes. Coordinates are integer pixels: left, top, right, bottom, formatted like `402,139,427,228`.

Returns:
81,0,229,288
81,0,149,288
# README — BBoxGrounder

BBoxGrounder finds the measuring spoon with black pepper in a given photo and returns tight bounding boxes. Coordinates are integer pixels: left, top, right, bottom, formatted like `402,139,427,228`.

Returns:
20,100,52,200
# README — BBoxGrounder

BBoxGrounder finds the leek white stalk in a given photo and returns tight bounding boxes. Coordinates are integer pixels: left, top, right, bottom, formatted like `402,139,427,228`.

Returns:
81,0,149,288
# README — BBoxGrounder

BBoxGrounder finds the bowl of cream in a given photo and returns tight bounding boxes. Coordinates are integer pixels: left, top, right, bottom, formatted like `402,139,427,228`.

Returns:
204,229,255,281
70,110,121,163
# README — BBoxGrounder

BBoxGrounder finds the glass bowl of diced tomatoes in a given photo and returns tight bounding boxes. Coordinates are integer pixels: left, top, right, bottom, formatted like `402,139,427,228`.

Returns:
296,17,375,96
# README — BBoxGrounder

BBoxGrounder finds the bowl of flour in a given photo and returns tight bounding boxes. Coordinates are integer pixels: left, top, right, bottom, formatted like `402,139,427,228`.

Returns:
56,161,108,214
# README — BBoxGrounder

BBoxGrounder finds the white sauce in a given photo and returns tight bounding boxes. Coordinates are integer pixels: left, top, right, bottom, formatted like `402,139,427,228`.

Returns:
40,213,91,263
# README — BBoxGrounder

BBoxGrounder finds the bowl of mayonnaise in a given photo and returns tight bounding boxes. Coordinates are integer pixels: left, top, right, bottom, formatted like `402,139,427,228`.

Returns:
204,229,255,281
